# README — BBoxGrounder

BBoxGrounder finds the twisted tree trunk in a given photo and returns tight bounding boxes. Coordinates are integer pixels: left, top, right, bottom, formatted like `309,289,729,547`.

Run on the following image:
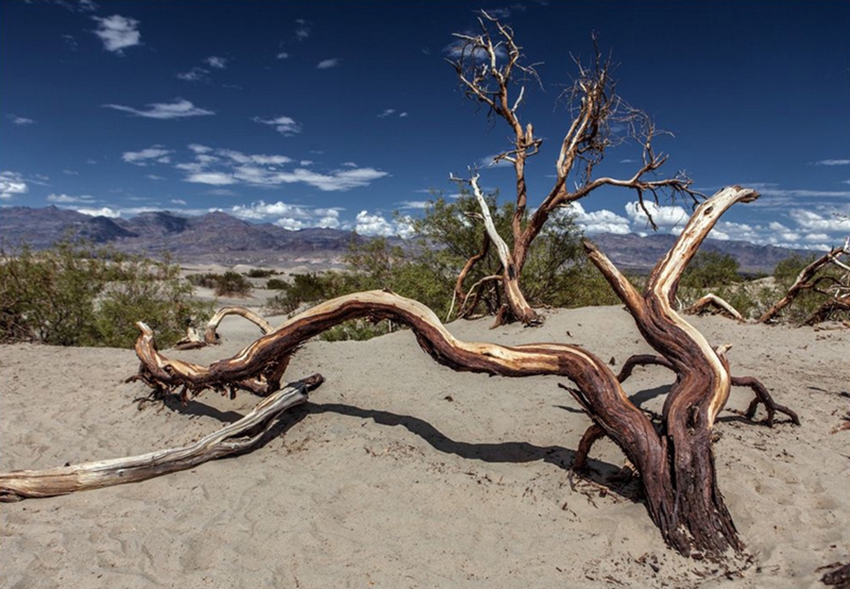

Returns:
0,187,796,560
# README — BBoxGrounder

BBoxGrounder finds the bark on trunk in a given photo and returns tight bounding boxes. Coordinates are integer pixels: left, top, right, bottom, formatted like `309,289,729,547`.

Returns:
469,174,540,326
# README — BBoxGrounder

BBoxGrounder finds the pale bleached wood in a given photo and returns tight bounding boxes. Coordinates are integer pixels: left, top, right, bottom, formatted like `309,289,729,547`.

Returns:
685,293,745,321
0,375,322,502
203,306,272,344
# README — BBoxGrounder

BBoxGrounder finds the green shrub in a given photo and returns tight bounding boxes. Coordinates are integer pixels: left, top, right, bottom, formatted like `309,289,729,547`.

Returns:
187,271,253,297
213,271,253,297
246,268,277,278
0,241,212,348
261,191,631,340
680,251,741,290
265,277,289,290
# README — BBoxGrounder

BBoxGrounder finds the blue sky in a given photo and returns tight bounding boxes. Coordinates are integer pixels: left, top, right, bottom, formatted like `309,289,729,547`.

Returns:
2,1,849,249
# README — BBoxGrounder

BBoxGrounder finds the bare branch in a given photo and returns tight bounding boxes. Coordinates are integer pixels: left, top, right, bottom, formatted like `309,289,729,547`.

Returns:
759,240,850,323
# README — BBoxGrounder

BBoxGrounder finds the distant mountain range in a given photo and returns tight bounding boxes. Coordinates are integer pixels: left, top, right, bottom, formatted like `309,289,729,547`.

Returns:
0,205,808,273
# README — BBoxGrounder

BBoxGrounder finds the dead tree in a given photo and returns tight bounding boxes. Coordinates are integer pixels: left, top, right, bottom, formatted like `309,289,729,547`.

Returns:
0,186,799,559
448,11,697,325
759,238,850,323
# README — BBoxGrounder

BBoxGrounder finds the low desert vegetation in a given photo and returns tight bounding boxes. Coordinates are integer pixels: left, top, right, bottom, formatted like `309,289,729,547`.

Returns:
244,268,278,279
186,270,253,298
263,190,631,340
0,240,212,348
678,250,849,323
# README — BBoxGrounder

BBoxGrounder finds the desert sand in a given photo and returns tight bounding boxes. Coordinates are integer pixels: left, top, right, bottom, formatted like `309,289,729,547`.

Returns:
1,299,848,588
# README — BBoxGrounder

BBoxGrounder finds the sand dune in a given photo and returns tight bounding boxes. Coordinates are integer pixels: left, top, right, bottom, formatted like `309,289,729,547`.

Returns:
1,305,848,588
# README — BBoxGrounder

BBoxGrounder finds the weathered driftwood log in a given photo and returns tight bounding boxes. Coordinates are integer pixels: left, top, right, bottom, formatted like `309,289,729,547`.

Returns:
134,289,699,551
175,306,273,349
0,374,323,502
685,294,745,321
132,316,292,400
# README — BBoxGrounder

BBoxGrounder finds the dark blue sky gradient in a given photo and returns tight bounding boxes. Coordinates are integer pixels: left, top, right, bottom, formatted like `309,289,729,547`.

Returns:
1,1,848,247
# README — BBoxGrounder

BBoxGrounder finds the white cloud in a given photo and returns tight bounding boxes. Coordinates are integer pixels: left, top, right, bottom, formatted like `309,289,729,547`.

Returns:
444,38,507,61
7,114,35,125
176,147,387,191
63,170,79,175
788,208,850,233
188,143,213,154
814,159,850,166
253,115,301,136
103,98,214,119
55,0,99,12
377,108,408,119
398,200,429,210
186,172,236,185
0,171,28,199
477,154,514,168
217,149,292,165
146,174,165,180
204,56,227,69
122,146,172,165
317,58,340,69
92,15,141,53
47,193,95,203
227,200,343,230
76,206,121,218
171,199,187,205
177,67,209,82
353,211,413,238
566,202,631,235
295,19,311,41
625,201,689,229
277,51,290,60
355,211,396,237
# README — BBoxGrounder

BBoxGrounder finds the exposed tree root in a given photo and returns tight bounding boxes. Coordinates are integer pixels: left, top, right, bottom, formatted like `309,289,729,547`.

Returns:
615,354,799,427
821,561,850,588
